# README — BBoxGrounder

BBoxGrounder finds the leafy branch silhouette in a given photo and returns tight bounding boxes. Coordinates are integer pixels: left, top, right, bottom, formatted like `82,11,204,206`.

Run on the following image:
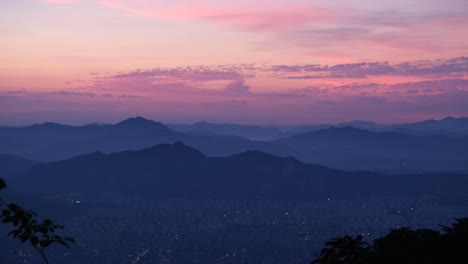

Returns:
0,177,75,264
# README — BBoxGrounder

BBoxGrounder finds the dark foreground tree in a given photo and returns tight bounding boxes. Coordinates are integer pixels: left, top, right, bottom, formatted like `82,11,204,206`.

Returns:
312,235,369,264
372,228,441,264
0,177,75,264
312,217,468,264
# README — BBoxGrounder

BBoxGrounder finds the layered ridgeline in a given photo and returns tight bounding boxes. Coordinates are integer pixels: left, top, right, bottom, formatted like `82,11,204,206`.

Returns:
1,117,467,172
168,121,284,141
169,117,468,138
0,117,287,162
9,142,468,201
4,142,468,264
274,127,468,171
387,117,468,136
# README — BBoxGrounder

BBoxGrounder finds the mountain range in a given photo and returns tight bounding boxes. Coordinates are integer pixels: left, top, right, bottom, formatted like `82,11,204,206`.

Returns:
0,117,288,162
168,121,283,141
169,117,468,139
1,117,467,172
9,142,468,202
274,126,468,171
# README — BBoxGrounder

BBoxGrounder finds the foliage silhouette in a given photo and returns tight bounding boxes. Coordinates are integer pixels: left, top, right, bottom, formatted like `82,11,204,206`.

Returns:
312,217,468,264
0,177,75,264
312,234,369,264
0,178,5,191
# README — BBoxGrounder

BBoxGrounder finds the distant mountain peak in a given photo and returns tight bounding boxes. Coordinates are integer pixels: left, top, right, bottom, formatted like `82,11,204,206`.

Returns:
439,116,467,122
193,121,212,126
144,141,206,158
115,117,168,130
116,116,152,124
29,122,68,128
339,120,378,128
173,140,187,147
171,140,196,150
321,126,367,133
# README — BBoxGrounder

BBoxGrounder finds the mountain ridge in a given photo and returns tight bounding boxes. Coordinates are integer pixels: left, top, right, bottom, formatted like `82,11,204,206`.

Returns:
10,142,468,201
2,117,468,172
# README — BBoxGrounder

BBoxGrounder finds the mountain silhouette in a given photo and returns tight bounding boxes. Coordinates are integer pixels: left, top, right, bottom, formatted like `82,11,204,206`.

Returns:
169,117,468,138
10,142,468,201
275,127,468,171
389,117,468,135
114,117,169,130
0,117,289,162
2,117,468,172
338,120,378,129
168,121,283,140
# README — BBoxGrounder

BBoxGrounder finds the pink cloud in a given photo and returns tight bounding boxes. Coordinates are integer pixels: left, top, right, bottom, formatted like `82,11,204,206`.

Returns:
3,74,468,125
224,81,250,93
4,81,467,125
113,66,247,82
269,57,468,80
67,57,468,104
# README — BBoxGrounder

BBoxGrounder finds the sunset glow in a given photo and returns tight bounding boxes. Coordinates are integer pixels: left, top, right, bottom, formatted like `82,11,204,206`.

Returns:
1,0,467,125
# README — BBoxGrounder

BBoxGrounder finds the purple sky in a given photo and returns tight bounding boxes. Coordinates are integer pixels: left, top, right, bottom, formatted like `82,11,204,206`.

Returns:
1,0,467,125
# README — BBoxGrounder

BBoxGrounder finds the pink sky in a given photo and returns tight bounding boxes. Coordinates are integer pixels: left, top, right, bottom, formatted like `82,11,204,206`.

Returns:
1,0,467,125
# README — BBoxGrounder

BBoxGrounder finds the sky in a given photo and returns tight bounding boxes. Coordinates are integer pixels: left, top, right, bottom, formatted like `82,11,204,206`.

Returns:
1,0,467,125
